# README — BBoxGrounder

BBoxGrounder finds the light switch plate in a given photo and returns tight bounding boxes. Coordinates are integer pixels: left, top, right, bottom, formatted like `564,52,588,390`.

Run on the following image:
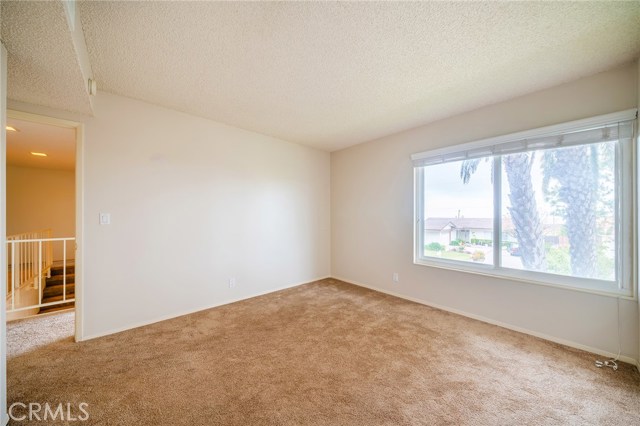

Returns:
99,213,111,225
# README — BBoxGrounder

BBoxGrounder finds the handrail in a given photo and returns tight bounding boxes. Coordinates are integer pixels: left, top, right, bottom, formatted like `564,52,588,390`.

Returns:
7,229,53,296
6,232,75,314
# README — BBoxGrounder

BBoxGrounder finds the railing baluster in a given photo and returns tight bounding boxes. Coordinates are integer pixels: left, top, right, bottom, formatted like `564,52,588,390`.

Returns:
14,238,22,288
23,239,25,276
23,239,26,287
11,241,15,311
48,232,52,277
63,240,67,301
30,238,33,287
19,238,23,287
38,240,42,306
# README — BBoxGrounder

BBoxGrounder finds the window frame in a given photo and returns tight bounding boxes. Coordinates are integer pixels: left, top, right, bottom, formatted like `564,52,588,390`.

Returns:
413,110,637,299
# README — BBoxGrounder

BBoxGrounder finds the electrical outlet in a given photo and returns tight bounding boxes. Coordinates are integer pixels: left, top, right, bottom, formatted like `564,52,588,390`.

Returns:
228,277,236,288
392,273,399,283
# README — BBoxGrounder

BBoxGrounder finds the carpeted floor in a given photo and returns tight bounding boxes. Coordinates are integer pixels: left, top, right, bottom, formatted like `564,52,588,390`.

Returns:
7,279,640,425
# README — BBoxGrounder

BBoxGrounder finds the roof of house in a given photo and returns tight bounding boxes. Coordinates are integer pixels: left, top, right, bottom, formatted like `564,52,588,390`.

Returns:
425,217,518,231
425,218,493,231
425,217,569,235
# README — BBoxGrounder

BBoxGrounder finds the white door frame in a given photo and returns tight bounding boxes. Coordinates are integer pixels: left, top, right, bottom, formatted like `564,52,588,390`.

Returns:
1,42,8,426
6,110,84,342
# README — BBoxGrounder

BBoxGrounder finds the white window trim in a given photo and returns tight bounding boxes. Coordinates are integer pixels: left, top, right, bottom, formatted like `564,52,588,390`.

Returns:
412,109,637,165
413,109,638,299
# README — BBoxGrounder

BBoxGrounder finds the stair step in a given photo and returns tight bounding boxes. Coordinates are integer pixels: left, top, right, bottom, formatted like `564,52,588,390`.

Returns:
43,283,75,298
39,302,74,314
41,294,75,304
50,265,75,276
46,273,75,286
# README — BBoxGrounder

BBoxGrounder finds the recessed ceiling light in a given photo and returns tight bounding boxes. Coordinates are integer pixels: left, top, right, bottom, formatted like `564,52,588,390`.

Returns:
6,126,17,132
30,152,48,157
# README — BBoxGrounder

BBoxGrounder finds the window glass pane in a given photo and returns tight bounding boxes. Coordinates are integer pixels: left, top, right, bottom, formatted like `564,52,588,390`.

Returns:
500,142,616,281
423,159,493,264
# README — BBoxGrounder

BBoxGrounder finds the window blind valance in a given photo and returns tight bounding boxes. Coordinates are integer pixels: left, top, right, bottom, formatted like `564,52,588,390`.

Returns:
411,109,637,167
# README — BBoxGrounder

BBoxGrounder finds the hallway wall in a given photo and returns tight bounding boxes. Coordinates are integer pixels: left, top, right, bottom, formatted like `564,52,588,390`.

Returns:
7,165,75,260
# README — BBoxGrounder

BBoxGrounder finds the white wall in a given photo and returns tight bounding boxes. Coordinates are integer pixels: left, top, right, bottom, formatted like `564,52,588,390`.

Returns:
77,93,330,339
7,166,75,259
332,62,640,362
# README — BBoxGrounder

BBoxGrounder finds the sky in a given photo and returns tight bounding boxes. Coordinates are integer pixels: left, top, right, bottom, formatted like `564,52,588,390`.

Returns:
424,159,493,218
423,153,561,221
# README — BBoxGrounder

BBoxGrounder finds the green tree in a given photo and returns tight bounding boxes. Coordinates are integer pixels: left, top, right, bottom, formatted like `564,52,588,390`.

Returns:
464,144,608,280
503,153,546,270
543,146,599,278
461,154,546,270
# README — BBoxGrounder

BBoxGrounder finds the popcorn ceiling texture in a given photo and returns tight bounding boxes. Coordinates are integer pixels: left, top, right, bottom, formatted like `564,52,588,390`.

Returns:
3,1,640,151
1,1,92,115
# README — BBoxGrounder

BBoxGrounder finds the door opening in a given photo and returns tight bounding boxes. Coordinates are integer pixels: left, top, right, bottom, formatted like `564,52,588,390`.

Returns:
5,110,82,341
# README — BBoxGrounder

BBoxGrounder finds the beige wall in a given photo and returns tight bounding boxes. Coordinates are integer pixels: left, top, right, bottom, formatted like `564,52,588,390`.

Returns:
7,62,637,363
7,165,75,244
77,92,330,339
331,62,640,362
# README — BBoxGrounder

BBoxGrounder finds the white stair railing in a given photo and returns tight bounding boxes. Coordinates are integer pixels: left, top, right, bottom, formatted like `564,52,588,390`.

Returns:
7,229,52,295
6,230,75,313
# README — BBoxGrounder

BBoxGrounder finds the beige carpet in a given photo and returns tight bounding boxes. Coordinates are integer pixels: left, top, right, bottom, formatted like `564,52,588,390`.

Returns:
7,279,640,425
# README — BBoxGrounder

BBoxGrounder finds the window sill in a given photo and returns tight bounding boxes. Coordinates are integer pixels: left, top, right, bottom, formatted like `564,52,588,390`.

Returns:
414,257,635,300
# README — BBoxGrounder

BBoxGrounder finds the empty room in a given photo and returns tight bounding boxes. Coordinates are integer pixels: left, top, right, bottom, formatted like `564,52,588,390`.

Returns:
0,1,639,425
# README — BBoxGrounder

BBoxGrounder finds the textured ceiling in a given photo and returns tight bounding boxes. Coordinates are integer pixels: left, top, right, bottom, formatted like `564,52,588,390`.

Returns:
3,2,640,152
1,1,93,116
7,118,76,171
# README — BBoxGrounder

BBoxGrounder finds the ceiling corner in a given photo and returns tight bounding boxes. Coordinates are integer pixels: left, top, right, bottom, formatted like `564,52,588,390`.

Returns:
1,0,94,116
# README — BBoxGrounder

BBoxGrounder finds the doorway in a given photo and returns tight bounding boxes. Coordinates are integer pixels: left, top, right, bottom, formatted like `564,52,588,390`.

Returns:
5,110,83,341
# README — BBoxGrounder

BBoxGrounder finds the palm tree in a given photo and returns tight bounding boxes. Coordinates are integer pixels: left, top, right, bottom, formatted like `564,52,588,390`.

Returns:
463,144,604,278
503,153,546,270
543,146,599,278
460,154,546,270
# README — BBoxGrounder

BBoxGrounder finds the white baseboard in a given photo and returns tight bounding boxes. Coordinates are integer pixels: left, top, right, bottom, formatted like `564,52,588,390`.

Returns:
79,276,330,341
333,276,638,366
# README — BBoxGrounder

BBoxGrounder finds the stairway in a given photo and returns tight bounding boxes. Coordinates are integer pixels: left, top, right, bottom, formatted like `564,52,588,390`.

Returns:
39,262,75,314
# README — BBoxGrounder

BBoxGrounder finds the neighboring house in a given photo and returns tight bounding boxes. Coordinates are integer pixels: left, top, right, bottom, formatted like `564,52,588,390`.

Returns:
425,217,535,246
425,218,493,245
